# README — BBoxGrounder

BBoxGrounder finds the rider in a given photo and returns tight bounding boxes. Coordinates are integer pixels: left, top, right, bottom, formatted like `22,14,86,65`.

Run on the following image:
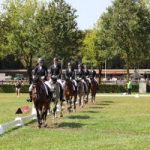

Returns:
76,63,88,93
26,57,48,102
66,62,75,80
66,62,77,91
76,63,84,79
49,57,65,101
83,64,90,77
90,67,99,87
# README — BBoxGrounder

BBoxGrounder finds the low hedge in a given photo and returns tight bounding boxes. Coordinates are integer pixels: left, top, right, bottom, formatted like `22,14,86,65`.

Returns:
0,84,29,93
0,84,149,93
98,84,139,93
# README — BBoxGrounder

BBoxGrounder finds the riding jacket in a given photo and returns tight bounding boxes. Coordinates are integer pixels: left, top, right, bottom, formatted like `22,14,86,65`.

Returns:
66,68,75,79
32,65,48,80
50,63,62,79
90,70,97,78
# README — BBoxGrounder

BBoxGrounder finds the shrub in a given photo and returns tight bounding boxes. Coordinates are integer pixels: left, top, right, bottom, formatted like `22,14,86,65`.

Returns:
0,84,29,93
98,84,140,93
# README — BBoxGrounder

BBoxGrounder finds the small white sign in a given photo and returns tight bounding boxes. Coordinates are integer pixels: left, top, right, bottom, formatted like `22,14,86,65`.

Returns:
139,82,146,93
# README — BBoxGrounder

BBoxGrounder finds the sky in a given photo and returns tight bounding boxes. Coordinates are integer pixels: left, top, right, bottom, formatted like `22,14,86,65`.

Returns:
65,0,113,30
0,0,113,30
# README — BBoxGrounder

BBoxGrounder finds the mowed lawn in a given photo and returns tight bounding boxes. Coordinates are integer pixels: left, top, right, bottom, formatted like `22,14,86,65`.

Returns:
1,94,150,150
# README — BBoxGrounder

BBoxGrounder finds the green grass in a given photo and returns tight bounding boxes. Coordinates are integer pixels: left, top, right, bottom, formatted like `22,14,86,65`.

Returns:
0,94,150,150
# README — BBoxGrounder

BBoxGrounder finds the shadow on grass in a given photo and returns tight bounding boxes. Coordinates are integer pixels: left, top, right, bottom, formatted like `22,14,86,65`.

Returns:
68,115,90,120
0,126,21,137
101,101,114,103
57,122,85,128
82,110,99,114
89,107,104,109
98,103,110,106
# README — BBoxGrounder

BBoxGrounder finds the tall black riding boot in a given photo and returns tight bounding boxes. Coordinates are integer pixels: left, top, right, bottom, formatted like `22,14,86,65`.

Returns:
26,92,32,102
59,84,65,102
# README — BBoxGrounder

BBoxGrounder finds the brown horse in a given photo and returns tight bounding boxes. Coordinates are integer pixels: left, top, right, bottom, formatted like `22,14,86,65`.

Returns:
90,77,98,103
64,78,77,112
32,76,51,128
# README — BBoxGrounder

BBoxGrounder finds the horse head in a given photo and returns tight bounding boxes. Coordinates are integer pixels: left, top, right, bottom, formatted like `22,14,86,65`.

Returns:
51,75,57,84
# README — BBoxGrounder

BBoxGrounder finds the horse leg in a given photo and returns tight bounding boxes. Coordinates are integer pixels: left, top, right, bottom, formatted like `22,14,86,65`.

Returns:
43,109,48,127
60,100,63,117
85,92,89,104
67,97,71,113
79,96,81,107
73,95,76,112
36,108,42,128
41,106,48,127
82,95,85,108
53,100,58,119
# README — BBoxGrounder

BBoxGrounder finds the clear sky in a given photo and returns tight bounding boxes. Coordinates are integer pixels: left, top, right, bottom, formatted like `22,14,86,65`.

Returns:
65,0,113,30
0,0,113,30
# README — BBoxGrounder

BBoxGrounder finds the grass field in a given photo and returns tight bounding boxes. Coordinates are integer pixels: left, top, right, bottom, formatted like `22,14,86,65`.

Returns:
0,93,150,150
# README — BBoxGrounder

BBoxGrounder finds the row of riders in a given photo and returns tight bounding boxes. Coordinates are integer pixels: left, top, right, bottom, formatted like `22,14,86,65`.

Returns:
26,57,98,128
27,57,98,103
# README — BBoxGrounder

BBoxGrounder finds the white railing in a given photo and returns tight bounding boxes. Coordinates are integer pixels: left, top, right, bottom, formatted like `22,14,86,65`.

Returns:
0,106,37,135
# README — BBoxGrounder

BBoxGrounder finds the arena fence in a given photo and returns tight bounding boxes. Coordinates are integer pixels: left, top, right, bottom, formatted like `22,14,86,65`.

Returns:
0,105,37,135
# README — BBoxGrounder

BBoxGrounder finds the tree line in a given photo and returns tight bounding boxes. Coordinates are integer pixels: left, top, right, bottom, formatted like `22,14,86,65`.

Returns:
0,0,150,81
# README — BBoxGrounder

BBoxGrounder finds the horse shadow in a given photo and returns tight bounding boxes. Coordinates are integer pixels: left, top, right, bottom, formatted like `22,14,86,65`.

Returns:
81,110,99,114
96,101,114,106
89,107,104,109
57,122,85,128
101,101,114,103
68,115,90,120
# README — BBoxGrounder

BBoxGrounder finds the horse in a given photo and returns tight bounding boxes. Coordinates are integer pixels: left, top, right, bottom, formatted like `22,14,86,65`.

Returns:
84,77,91,103
64,78,77,113
45,76,64,118
32,76,51,128
76,78,86,108
90,77,98,103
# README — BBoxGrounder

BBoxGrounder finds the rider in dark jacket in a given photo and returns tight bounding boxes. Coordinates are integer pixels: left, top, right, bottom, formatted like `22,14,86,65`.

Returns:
66,63,75,79
49,57,65,101
83,64,90,77
76,63,84,78
50,57,62,79
66,62,77,91
26,57,48,102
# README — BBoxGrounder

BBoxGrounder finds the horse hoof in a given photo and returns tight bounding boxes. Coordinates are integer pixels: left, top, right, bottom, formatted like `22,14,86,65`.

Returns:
44,124,47,128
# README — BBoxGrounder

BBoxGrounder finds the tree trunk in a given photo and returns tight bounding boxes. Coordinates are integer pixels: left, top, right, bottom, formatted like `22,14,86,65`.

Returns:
99,63,102,84
27,54,33,84
126,56,130,81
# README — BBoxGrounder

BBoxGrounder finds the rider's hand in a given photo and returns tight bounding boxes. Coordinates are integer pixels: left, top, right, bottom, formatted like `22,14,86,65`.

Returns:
41,76,45,80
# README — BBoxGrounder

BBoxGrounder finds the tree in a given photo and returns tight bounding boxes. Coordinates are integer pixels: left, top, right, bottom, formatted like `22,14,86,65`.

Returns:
82,30,97,66
0,10,12,59
36,0,81,65
95,0,150,80
2,0,40,83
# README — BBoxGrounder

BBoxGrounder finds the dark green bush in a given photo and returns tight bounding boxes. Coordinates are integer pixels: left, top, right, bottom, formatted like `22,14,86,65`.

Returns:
0,84,149,93
0,84,29,93
98,84,142,93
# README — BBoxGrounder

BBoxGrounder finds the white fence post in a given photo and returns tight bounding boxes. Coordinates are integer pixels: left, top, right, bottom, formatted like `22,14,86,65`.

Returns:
0,125,4,135
15,117,24,127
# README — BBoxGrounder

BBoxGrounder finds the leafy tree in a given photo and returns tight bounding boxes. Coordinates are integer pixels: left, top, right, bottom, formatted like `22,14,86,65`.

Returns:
2,0,40,83
82,30,97,66
95,0,150,80
36,0,81,66
0,10,12,58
